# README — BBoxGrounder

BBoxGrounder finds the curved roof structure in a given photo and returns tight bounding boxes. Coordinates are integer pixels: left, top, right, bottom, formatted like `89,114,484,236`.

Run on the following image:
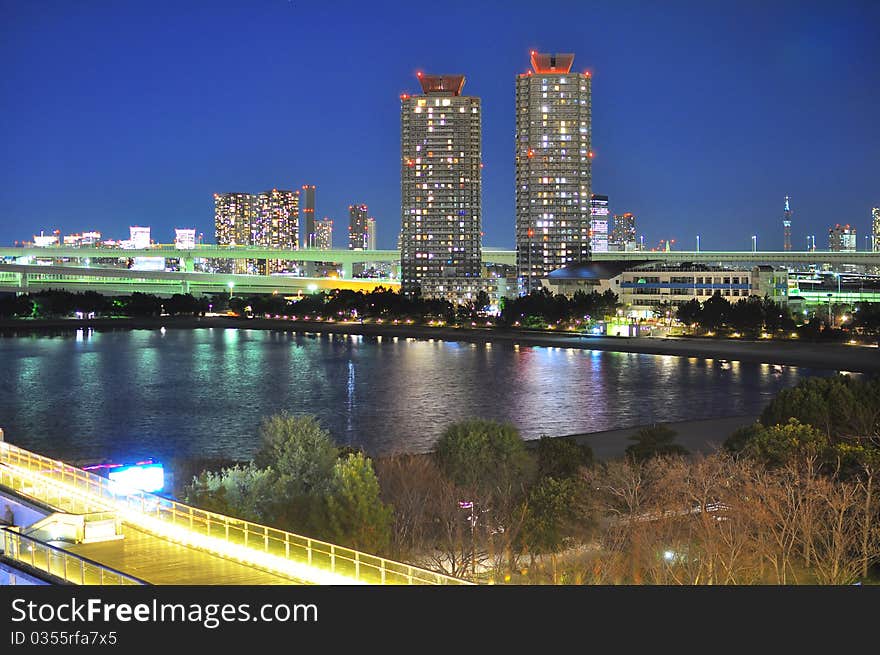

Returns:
548,260,658,280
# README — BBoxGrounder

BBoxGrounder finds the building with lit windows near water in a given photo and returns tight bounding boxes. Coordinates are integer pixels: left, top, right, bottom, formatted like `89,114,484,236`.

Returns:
256,188,299,273
400,72,482,301
515,52,592,295
544,261,789,318
214,192,256,273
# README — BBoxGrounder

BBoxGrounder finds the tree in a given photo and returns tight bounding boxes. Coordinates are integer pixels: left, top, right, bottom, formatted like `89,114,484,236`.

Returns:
326,452,393,553
185,463,276,524
698,292,730,332
434,419,535,578
728,296,764,335
254,413,338,495
676,298,701,327
250,413,340,533
434,419,532,494
536,436,593,479
625,424,689,462
741,418,829,468
759,375,880,444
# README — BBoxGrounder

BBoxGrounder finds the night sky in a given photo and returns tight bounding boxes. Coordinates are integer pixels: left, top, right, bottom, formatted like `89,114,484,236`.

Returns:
1,0,878,251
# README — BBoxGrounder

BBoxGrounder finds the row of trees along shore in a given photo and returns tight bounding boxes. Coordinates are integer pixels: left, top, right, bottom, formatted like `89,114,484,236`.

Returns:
4,288,879,339
186,375,880,584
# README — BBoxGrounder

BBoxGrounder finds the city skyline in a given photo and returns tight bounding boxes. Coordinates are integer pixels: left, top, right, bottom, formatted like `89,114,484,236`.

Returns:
1,1,878,251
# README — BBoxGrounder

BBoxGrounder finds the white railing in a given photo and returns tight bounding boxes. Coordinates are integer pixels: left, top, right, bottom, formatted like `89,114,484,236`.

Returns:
0,441,470,585
1,528,144,585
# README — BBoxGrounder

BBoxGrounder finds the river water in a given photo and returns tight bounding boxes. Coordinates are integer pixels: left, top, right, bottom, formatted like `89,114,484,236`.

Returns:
0,327,839,463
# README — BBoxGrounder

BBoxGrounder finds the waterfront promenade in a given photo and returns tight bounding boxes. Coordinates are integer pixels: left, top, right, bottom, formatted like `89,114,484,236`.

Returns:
2,316,878,373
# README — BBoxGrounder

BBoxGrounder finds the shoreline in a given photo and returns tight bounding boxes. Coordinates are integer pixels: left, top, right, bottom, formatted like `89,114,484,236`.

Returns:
1,315,878,372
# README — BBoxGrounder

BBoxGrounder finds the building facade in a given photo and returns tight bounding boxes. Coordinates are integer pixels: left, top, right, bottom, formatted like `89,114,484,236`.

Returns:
515,52,592,294
302,185,316,249
366,217,377,251
315,218,333,250
610,212,637,251
348,203,370,250
400,72,482,299
256,189,299,273
828,224,857,252
589,194,609,253
544,261,789,315
872,207,879,252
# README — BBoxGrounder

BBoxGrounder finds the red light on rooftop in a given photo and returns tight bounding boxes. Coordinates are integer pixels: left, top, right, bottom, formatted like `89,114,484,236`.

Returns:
585,71,591,77
588,151,595,158
416,71,423,78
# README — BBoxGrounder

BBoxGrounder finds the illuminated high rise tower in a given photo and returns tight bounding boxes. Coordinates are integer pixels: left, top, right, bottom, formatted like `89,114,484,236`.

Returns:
348,203,370,250
589,194,609,253
515,51,592,294
315,218,333,250
256,189,299,273
872,207,880,252
302,185,316,248
610,212,637,250
783,196,792,251
214,192,256,273
400,72,482,298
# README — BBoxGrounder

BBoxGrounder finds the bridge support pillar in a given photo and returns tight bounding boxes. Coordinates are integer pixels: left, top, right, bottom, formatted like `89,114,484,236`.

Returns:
342,260,354,279
182,255,195,273
18,272,28,292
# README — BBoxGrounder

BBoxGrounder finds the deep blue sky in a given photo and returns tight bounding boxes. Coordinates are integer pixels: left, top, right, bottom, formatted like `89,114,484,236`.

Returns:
1,0,878,250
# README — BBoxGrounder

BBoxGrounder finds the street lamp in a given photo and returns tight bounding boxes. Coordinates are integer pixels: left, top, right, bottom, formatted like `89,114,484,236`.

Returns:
228,281,234,300
696,235,700,253
751,235,757,252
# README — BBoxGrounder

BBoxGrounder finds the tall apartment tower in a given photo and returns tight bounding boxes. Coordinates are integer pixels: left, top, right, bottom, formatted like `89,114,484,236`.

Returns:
348,203,370,250
610,212,637,250
872,207,880,252
366,217,377,251
589,194,609,253
515,52,592,294
400,73,482,298
315,218,333,250
302,185,316,248
783,196,793,251
256,188,299,273
214,192,256,273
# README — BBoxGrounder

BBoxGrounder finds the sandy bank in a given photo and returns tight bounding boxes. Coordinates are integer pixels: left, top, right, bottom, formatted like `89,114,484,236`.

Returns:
559,415,758,461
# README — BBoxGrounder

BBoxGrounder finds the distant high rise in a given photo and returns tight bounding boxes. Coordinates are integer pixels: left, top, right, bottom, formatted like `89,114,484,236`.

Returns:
873,207,880,252
214,192,256,273
610,212,637,250
828,224,856,252
348,203,370,250
366,217,377,251
315,218,333,250
783,196,792,251
302,185,316,248
174,228,196,250
400,72,481,298
589,194,609,253
515,51,592,294
128,226,151,249
256,189,299,273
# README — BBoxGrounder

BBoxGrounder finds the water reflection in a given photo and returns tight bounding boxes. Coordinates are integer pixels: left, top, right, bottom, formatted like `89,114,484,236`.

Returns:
0,329,843,463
